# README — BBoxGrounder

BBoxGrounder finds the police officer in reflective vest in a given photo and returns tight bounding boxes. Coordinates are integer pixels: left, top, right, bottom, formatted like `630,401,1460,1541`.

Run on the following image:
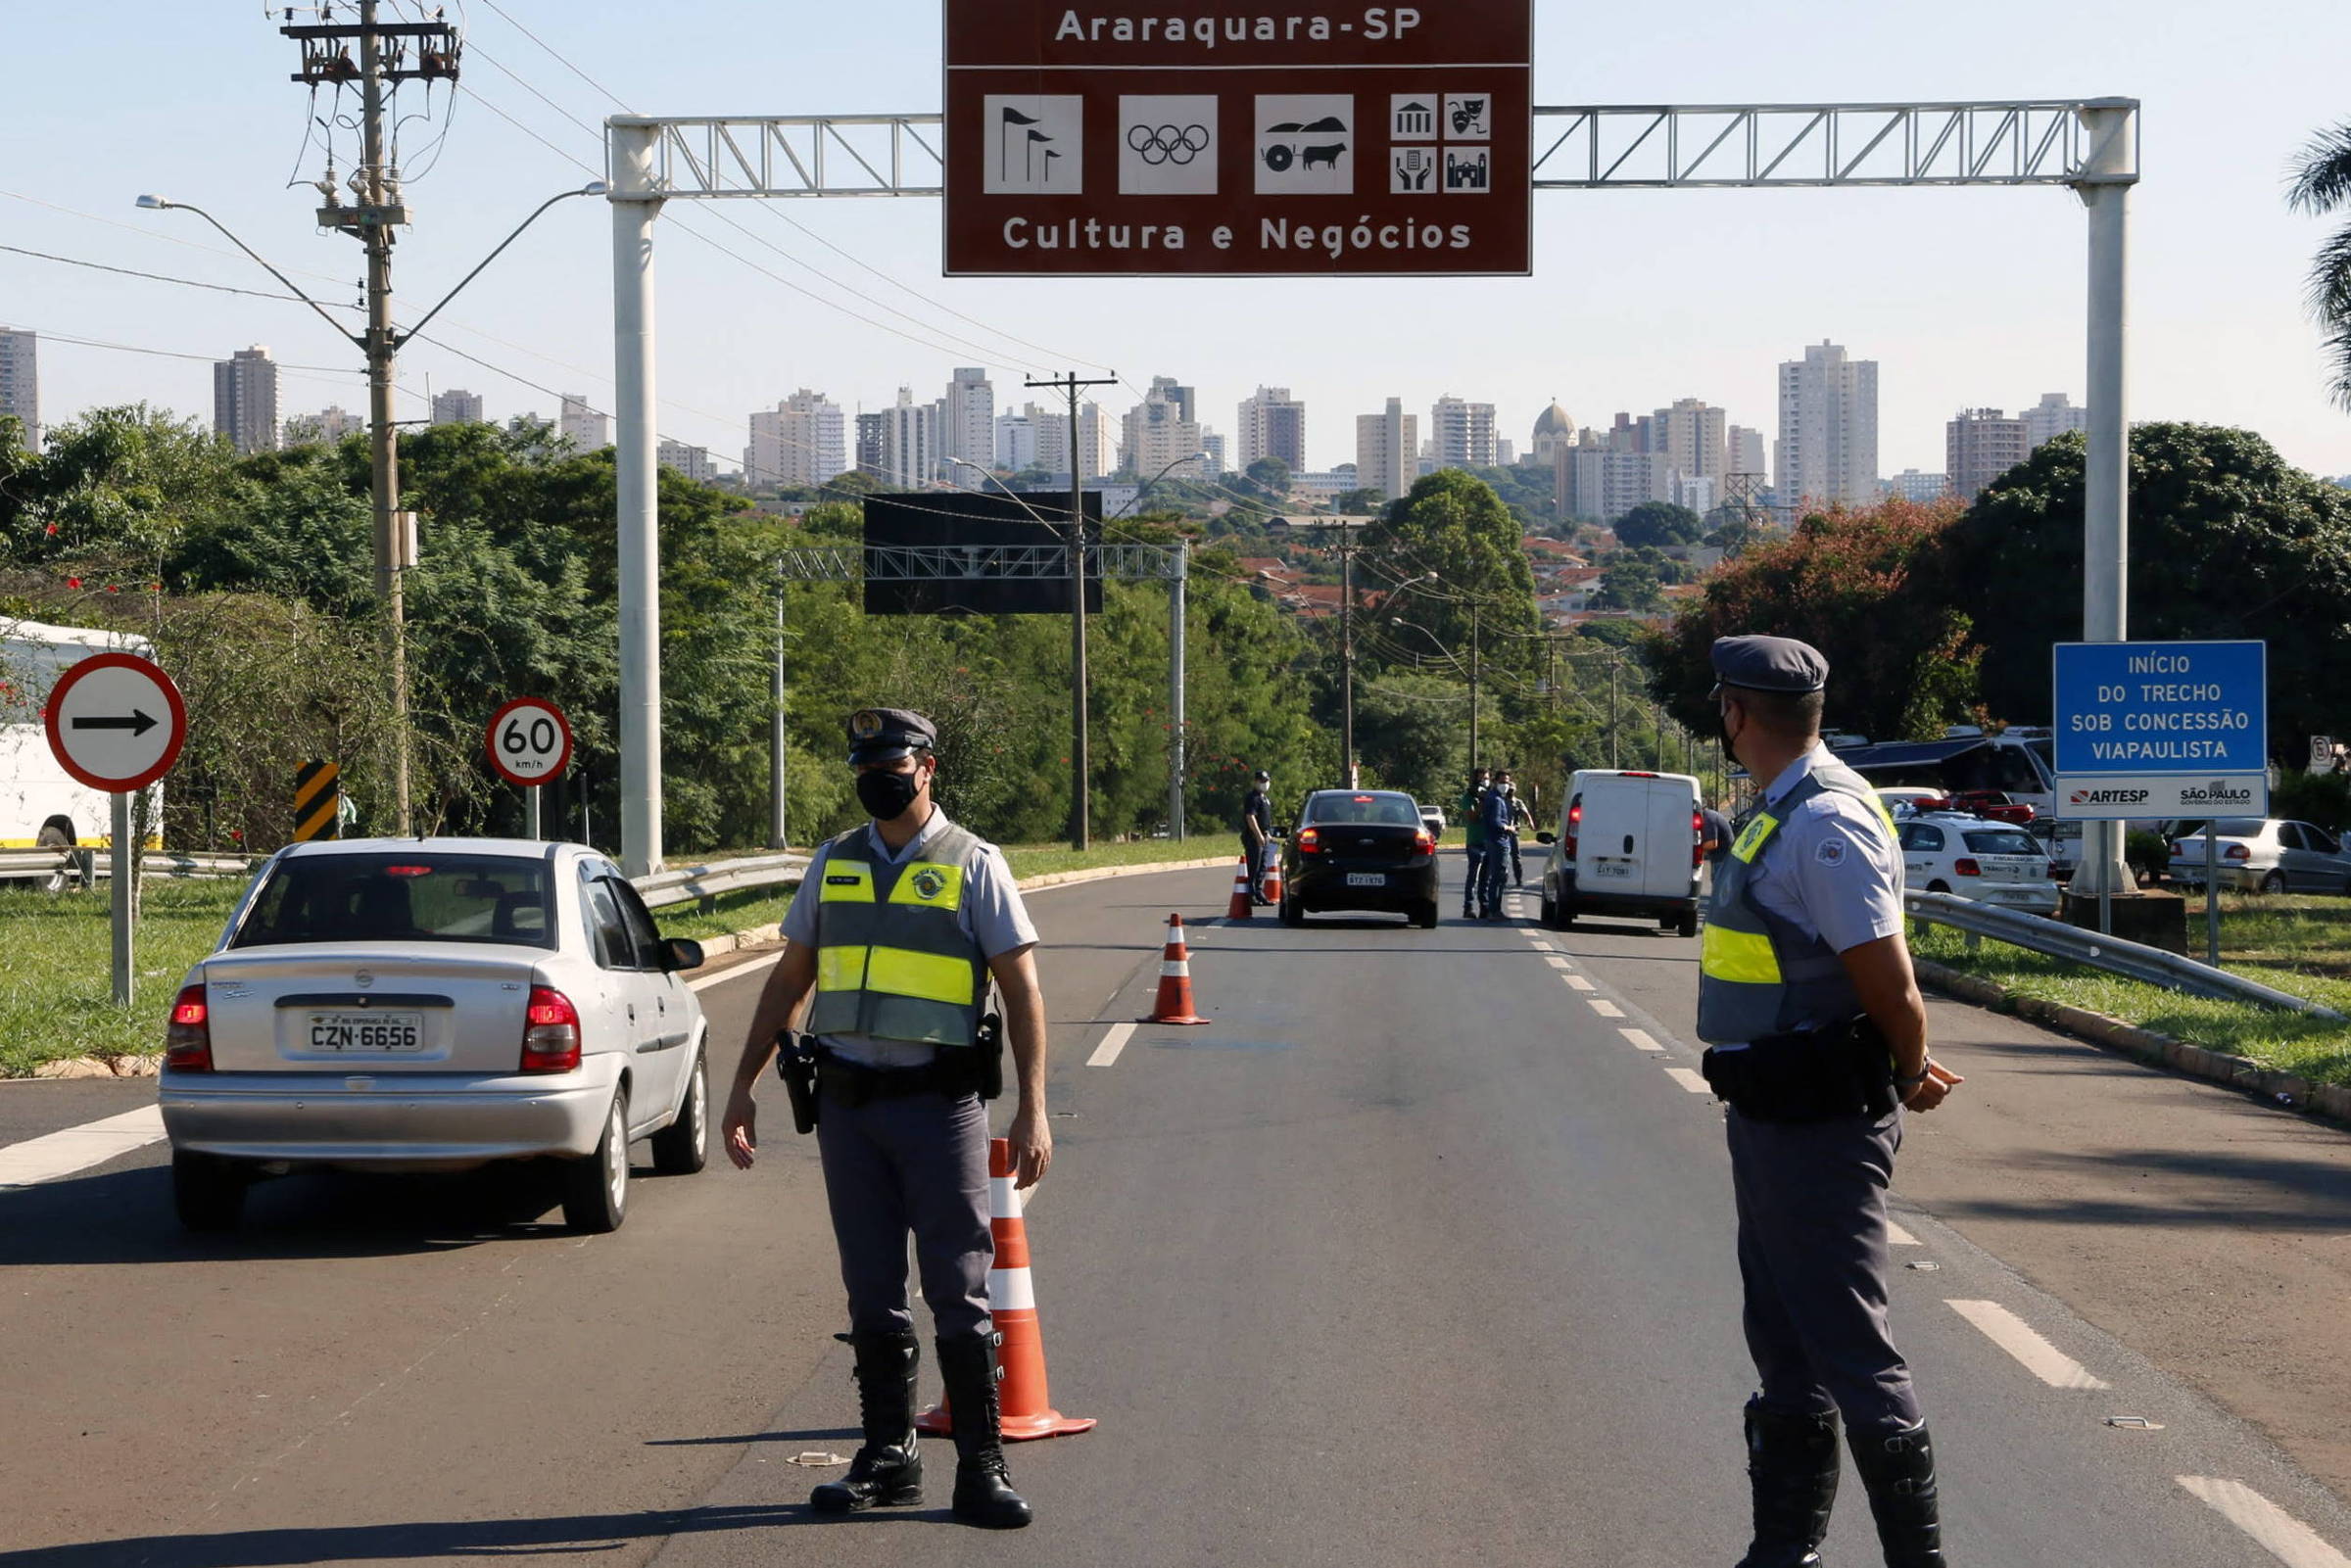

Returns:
723,708,1050,1530
1696,638,1964,1568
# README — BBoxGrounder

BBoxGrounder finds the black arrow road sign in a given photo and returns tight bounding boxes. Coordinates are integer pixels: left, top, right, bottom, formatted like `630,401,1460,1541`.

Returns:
71,709,159,737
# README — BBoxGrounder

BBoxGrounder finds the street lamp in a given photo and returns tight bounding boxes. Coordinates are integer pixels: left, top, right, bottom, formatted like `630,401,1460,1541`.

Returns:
1393,608,1484,773
140,181,606,833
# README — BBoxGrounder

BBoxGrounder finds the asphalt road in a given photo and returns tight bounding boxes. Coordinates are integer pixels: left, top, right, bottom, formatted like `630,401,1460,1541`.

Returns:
4,854,2349,1566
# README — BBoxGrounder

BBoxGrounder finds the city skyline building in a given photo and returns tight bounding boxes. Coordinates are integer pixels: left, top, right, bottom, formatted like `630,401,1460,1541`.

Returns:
1357,397,1420,503
559,393,609,451
854,410,886,479
1888,468,1951,502
1728,423,1767,480
429,388,484,426
657,440,720,485
1430,394,1499,469
1530,401,1578,467
2022,391,2089,451
283,404,362,446
0,327,38,451
1122,376,1205,479
1774,340,1879,515
940,367,995,483
212,345,279,455
1653,397,1729,491
879,387,938,489
1236,385,1308,473
1946,407,2032,502
747,388,846,490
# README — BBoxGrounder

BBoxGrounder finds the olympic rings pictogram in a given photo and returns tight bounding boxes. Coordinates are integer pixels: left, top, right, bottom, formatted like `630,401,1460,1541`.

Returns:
1127,122,1211,166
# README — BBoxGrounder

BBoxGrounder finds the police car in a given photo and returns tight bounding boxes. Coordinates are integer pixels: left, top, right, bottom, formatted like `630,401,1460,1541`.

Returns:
1895,812,2061,915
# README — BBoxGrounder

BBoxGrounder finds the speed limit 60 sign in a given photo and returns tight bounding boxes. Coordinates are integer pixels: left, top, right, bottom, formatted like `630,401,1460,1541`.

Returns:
486,697,573,786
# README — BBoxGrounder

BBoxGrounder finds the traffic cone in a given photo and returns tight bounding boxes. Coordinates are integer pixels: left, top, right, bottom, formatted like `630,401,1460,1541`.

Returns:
918,1138,1097,1442
1227,857,1254,921
1261,855,1283,906
1138,913,1212,1025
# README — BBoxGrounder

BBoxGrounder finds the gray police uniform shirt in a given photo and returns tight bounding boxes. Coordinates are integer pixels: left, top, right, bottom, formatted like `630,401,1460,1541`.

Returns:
781,811,1039,1069
1744,744,1906,1032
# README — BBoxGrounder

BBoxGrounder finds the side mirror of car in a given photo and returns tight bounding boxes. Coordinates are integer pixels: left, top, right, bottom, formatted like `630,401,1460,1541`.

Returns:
1535,832,1558,845
662,936,705,973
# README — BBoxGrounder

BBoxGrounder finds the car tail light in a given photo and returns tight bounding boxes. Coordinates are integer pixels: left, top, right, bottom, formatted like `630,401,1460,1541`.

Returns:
1565,799,1582,860
1691,808,1704,869
1953,858,1982,877
2225,843,2250,862
521,985,582,1073
164,983,212,1071
1296,827,1319,854
1414,828,1434,855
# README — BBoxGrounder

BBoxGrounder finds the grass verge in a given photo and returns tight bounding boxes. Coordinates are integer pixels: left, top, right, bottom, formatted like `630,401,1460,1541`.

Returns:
1909,921,2351,1089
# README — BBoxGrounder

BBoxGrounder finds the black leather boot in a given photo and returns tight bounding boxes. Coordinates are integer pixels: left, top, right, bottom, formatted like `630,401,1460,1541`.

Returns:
810,1331,924,1513
1736,1398,1841,1568
934,1331,1033,1529
1849,1420,1946,1567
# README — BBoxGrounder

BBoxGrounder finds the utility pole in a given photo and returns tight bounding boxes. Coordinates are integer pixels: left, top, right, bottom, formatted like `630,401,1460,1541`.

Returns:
1467,603,1482,776
286,1,458,834
1608,658,1620,768
1027,371,1118,852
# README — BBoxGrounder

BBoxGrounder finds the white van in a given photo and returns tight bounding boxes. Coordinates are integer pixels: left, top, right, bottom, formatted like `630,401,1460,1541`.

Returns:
1,619,161,867
1537,769,1703,936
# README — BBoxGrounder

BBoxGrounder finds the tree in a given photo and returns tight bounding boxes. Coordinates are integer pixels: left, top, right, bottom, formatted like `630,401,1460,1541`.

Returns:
1591,556,1664,612
1245,456,1292,498
1332,486,1386,515
1362,469,1540,658
1650,495,1978,741
1354,673,1477,800
1917,423,2351,761
1614,500,1704,548
2288,121,2351,409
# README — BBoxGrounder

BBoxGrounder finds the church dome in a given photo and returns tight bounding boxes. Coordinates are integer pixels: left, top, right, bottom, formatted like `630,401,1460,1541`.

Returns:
1533,401,1577,440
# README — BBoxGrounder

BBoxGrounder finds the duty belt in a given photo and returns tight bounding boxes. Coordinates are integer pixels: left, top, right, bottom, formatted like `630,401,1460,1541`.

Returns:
815,1047,986,1107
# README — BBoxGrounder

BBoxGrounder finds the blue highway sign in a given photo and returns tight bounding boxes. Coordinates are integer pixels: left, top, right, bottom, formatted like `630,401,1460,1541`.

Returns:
2051,640,2268,819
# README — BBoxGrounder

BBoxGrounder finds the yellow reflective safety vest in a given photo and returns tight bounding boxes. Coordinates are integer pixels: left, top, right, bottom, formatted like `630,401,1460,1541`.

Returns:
1696,755,1897,1045
806,819,986,1047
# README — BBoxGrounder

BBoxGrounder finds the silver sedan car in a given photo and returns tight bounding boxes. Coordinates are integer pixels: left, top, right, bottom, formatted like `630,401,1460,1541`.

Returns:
2169,818,2351,895
159,839,711,1233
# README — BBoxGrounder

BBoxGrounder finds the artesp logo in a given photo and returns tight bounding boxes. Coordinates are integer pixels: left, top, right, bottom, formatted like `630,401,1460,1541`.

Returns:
2069,787,2149,806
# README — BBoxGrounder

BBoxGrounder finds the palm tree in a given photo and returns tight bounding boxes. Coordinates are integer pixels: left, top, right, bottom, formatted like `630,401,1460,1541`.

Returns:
2288,121,2351,409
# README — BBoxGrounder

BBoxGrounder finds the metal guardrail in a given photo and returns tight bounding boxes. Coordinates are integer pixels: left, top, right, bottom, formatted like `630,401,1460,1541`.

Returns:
0,849,258,882
1903,890,2343,1021
633,852,807,911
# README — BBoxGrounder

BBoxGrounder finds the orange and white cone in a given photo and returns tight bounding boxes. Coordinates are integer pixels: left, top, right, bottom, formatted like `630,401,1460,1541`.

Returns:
1261,855,1283,906
1138,912,1212,1025
1227,856,1254,921
918,1138,1097,1443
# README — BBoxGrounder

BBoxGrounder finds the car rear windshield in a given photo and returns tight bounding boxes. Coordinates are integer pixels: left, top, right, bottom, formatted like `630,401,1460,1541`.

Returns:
232,854,557,949
1962,830,2041,857
1307,792,1421,826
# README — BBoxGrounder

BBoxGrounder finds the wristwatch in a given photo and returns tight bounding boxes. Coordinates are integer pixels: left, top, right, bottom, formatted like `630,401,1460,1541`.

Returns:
1894,1061,1935,1090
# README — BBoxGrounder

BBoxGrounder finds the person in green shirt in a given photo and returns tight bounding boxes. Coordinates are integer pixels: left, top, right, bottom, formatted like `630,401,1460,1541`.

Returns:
1454,767,1491,920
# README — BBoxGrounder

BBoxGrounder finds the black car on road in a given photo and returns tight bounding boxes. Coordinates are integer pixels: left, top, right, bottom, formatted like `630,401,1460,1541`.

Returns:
1279,789,1440,928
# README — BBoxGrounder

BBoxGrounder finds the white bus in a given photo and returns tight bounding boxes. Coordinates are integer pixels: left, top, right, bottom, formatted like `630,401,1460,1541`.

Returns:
1,619,164,859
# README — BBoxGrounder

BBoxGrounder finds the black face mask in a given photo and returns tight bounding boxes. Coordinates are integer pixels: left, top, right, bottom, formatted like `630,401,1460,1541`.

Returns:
856,767,921,822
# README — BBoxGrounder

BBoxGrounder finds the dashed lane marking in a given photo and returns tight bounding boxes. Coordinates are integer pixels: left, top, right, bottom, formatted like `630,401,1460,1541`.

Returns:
1664,1068,1712,1095
1887,1221,1921,1247
2177,1477,2351,1568
1587,999,1625,1019
1544,955,1574,970
1564,975,1597,992
0,1105,167,1188
1619,1028,1665,1053
1946,1300,2110,1391
1086,1022,1137,1069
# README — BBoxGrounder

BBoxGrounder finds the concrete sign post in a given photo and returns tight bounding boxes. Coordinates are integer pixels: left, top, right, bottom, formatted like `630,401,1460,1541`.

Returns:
486,697,573,840
943,0,1533,275
44,652,188,1007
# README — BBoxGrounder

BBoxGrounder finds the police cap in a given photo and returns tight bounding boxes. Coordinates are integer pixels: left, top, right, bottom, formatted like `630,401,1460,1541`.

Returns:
1709,635,1829,697
846,707,937,764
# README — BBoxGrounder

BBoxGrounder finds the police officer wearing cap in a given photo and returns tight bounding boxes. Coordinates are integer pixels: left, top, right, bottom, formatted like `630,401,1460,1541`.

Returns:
1698,637,1964,1568
723,708,1049,1530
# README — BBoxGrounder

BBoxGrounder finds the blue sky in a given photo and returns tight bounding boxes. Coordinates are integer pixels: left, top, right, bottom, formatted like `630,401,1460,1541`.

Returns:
7,0,2351,482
